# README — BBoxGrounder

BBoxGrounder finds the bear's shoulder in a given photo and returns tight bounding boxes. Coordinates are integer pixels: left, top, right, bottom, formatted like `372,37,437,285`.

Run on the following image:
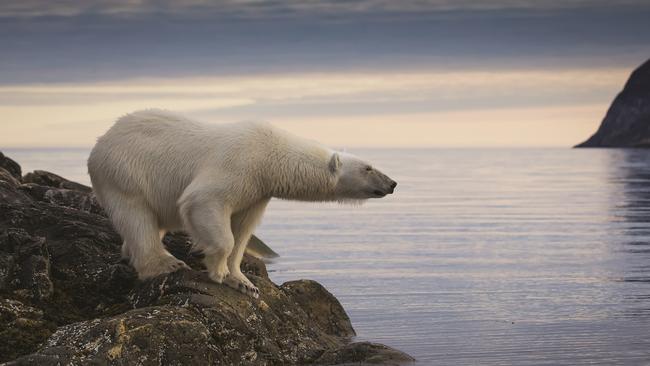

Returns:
229,120,277,139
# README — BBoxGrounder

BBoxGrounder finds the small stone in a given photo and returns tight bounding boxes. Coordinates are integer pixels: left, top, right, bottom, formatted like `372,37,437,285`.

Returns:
258,300,269,312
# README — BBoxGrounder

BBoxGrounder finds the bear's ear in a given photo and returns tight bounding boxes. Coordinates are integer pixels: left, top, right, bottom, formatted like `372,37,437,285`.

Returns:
329,153,342,174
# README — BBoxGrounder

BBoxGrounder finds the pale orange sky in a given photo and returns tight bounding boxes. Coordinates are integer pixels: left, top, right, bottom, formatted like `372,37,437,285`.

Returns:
0,68,628,148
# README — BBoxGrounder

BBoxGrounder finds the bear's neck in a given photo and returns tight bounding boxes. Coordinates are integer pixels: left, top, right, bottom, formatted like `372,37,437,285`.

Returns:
262,135,338,202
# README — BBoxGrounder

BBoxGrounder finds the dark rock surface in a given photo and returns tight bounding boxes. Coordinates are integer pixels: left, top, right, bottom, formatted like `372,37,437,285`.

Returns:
22,170,93,193
0,152,413,365
315,342,415,366
0,152,22,181
576,58,650,148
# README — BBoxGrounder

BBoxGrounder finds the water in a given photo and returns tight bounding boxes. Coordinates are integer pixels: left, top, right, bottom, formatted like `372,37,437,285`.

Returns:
4,147,650,365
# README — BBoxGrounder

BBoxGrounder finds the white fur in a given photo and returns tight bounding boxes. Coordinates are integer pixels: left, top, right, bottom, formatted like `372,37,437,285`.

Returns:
87,109,395,297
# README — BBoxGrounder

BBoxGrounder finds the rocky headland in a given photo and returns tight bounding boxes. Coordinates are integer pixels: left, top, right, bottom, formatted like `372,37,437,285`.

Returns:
0,151,413,365
576,58,650,148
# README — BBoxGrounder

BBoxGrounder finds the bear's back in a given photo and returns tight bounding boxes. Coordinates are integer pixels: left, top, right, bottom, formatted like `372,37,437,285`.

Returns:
88,111,279,194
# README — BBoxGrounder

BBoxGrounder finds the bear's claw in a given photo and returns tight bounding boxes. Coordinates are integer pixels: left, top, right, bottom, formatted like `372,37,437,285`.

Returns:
137,255,190,280
224,273,260,299
170,261,190,270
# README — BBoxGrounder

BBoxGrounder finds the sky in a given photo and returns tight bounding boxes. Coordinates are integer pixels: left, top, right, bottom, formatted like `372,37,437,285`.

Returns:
1,0,650,148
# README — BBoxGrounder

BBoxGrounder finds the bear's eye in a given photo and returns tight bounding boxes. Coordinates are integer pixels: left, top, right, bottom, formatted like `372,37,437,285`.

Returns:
365,166,372,172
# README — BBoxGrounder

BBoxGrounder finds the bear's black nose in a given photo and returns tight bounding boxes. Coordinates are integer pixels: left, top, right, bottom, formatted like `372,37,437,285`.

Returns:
388,181,397,194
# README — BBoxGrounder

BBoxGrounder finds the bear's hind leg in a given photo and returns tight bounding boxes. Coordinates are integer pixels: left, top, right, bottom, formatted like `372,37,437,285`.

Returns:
107,195,188,279
224,199,270,298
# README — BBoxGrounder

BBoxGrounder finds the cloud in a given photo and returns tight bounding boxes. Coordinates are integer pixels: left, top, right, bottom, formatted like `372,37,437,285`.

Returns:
0,68,629,147
1,0,649,18
1,0,648,85
0,68,628,110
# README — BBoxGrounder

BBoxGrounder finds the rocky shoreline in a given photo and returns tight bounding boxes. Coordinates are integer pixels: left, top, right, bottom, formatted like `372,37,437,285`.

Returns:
575,58,650,148
0,151,414,365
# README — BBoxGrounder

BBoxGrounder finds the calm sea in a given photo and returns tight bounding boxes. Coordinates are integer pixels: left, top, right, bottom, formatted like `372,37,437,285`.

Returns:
4,148,650,365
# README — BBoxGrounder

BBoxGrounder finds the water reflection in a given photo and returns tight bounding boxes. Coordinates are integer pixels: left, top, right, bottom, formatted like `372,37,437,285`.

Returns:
617,149,650,227
610,149,650,319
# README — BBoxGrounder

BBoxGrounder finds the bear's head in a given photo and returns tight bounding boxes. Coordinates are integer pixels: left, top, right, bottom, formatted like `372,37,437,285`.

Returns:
329,152,397,201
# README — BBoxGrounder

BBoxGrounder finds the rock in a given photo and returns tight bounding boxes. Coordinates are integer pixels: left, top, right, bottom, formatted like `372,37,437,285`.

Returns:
283,279,356,337
0,152,22,181
9,306,219,365
315,342,416,365
0,169,21,188
23,170,92,193
0,197,133,326
0,229,54,301
18,183,105,215
240,253,269,278
0,151,413,364
0,253,15,291
0,298,56,362
576,58,650,147
160,231,269,278
314,342,416,365
246,234,280,259
0,165,30,205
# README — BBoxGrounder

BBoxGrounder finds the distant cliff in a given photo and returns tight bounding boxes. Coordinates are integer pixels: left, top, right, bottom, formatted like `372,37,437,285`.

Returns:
576,59,650,148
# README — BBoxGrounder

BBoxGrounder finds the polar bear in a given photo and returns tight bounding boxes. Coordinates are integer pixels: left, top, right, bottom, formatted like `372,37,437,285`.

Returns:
87,109,397,298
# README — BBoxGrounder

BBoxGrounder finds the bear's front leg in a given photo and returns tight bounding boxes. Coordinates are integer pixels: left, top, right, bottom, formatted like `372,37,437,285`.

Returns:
223,199,270,298
179,197,234,284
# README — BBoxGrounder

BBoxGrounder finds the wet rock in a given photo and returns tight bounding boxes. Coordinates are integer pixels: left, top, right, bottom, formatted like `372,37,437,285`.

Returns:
0,152,413,364
576,58,650,147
